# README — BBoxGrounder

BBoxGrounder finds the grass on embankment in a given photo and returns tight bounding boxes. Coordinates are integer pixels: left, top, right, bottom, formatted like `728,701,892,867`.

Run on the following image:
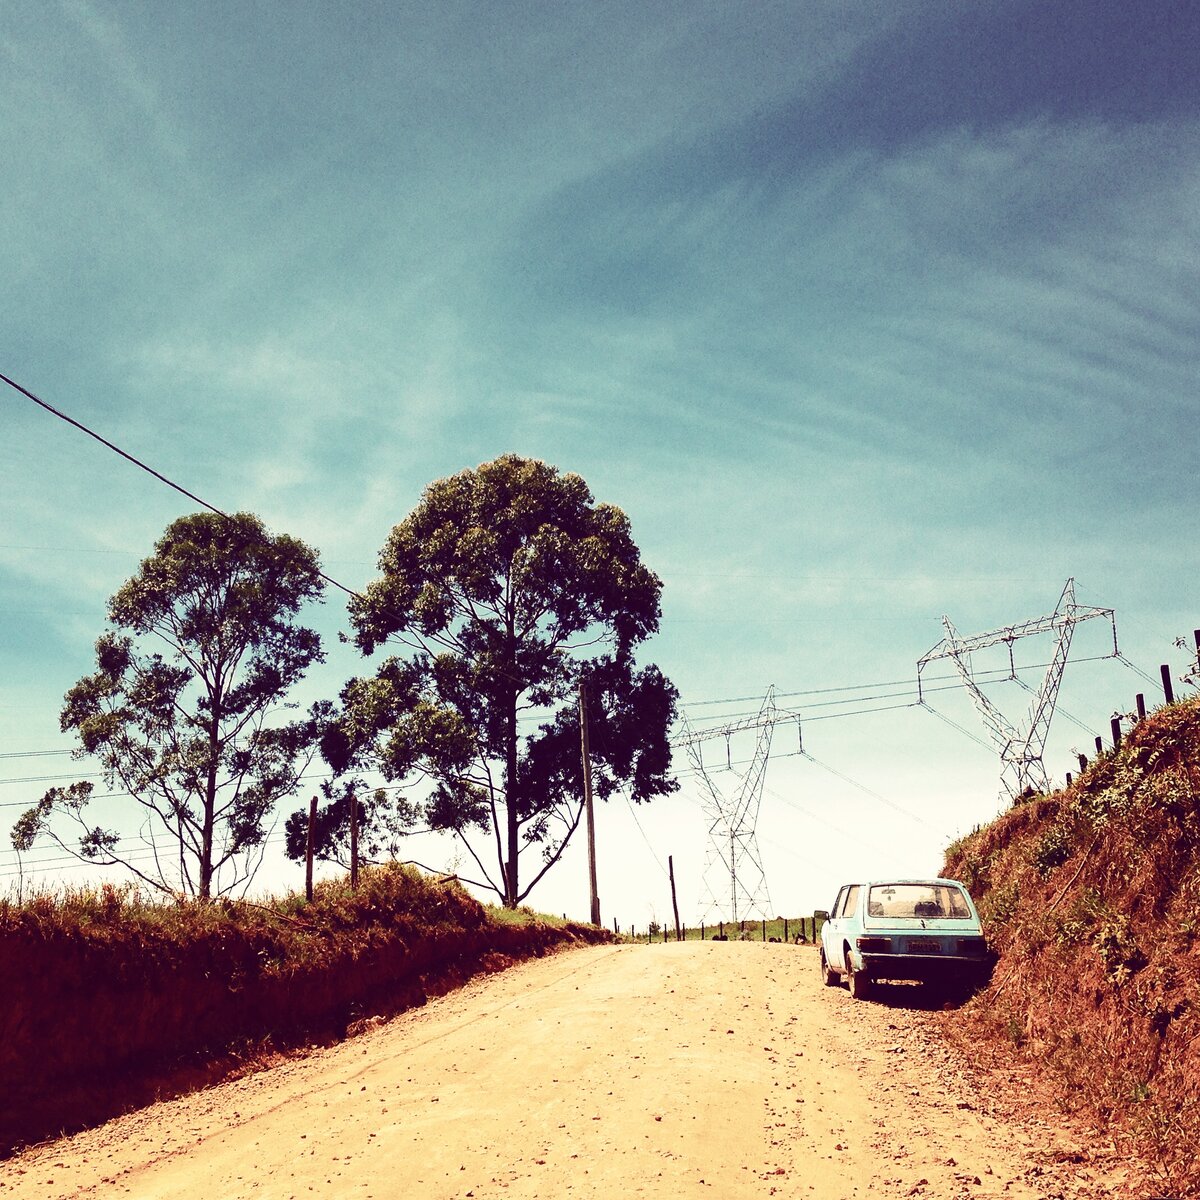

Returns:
0,863,609,1155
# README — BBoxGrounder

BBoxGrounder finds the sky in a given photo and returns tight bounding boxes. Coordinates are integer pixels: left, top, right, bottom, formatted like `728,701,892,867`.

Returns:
3,0,1199,928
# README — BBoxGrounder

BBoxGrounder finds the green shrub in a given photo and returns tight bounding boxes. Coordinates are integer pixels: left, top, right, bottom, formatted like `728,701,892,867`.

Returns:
1032,826,1073,878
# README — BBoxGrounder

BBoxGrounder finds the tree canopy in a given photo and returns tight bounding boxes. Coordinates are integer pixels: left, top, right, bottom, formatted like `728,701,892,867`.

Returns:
302,454,678,908
12,512,326,899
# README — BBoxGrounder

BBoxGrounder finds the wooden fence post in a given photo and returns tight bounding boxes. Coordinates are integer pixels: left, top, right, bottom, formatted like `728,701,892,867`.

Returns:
1162,664,1175,705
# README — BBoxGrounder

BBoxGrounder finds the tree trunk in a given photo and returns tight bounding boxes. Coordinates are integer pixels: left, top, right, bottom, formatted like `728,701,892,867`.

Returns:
504,681,519,907
200,705,219,901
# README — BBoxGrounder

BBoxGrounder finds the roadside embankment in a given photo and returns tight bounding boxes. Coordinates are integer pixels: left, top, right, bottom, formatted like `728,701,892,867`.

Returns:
0,864,609,1154
942,697,1200,1196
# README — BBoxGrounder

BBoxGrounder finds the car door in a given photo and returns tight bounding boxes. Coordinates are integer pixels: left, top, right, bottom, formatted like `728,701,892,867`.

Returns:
821,886,848,966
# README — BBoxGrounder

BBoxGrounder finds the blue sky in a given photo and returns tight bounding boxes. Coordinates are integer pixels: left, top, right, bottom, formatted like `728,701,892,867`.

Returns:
3,1,1199,924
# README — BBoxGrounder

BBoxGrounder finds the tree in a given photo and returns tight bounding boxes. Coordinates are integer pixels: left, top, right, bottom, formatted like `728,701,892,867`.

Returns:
308,454,678,908
12,512,325,899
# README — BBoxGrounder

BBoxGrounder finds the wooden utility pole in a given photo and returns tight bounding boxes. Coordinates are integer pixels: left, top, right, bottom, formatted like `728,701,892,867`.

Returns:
668,854,682,941
305,795,317,902
580,681,600,926
349,792,359,890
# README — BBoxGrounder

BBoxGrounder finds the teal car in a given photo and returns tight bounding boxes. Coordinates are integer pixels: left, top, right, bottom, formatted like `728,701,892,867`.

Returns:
817,878,991,1000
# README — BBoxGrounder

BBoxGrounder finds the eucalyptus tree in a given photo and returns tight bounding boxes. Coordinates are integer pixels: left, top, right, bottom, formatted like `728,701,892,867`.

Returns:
12,512,325,899
312,454,678,908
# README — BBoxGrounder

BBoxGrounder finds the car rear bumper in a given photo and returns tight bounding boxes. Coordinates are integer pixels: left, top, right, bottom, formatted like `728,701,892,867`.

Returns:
859,952,992,984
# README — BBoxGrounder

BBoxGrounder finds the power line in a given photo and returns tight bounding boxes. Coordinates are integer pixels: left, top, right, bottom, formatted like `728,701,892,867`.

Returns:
677,654,1127,738
762,782,893,858
799,751,943,834
3,370,358,602
621,790,669,880
0,785,437,879
918,700,994,753
0,771,104,787
681,653,1126,714
1116,651,1162,688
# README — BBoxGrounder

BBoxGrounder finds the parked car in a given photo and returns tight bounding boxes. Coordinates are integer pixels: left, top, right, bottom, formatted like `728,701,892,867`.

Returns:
817,878,991,1000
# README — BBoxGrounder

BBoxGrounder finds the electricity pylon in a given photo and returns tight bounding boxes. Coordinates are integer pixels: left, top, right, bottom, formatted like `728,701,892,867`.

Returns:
680,687,776,924
917,578,1116,801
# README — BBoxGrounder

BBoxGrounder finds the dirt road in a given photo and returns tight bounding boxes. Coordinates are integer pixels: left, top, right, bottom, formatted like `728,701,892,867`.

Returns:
3,943,1124,1199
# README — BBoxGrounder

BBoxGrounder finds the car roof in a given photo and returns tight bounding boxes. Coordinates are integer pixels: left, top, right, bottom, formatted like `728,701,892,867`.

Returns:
843,878,968,888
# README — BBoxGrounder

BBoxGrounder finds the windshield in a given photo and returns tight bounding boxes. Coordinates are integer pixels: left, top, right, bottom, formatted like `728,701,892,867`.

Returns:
866,883,970,920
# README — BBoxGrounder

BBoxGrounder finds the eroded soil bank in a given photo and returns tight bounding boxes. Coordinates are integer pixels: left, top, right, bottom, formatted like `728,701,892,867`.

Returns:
3,942,1131,1199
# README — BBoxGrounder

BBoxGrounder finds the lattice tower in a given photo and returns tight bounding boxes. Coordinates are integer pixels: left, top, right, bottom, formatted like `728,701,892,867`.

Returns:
681,687,776,925
917,579,1116,802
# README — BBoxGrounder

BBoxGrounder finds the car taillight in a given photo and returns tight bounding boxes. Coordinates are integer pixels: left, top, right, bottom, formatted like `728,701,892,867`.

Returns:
856,936,892,952
957,937,987,956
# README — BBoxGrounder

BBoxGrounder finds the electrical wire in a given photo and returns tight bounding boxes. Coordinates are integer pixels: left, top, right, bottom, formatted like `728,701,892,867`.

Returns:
918,701,994,752
681,653,1126,714
1116,652,1163,688
0,771,104,787
621,789,670,880
2,370,358,602
1009,674,1096,736
761,783,893,858
799,751,942,833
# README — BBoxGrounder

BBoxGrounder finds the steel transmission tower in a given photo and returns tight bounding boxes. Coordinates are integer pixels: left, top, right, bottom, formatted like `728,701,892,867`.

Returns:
917,579,1116,801
681,687,777,924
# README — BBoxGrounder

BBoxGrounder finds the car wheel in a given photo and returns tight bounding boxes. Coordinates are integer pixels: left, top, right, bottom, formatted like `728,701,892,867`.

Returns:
819,948,838,987
846,949,870,1000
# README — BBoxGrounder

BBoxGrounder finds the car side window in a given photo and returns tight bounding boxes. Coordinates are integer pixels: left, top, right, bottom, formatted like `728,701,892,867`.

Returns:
843,885,860,919
830,887,847,919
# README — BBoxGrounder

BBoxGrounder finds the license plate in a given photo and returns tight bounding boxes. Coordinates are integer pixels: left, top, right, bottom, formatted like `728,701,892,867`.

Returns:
908,938,940,953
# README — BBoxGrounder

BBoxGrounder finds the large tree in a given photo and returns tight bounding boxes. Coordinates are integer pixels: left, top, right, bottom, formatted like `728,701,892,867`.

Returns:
313,454,678,908
12,512,325,899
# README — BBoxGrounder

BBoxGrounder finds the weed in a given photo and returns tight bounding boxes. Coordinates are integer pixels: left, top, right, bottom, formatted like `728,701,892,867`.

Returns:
1032,826,1072,878
1091,914,1146,985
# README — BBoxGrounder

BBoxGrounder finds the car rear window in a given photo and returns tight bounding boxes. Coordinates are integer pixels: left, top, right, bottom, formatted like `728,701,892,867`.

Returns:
866,883,970,919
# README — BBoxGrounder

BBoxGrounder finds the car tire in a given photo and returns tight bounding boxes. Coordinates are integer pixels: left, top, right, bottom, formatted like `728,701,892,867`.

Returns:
846,950,870,1000
819,948,838,987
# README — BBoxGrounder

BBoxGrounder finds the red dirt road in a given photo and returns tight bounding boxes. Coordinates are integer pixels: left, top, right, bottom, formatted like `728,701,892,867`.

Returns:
3,943,1124,1199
